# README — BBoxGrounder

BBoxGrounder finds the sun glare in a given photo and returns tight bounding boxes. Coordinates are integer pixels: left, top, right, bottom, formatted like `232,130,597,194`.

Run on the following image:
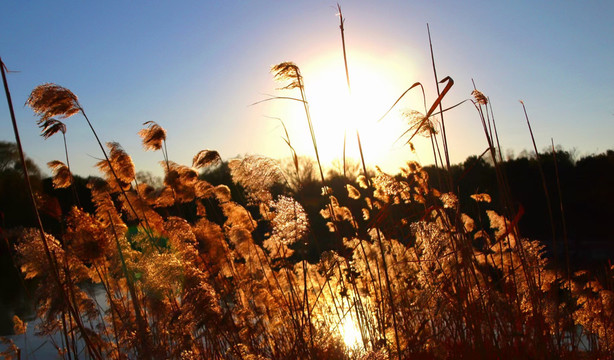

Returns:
340,314,363,350
268,50,427,173
308,53,405,167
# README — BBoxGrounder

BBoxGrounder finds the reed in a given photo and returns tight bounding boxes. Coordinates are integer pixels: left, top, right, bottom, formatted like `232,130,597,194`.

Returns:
2,9,613,360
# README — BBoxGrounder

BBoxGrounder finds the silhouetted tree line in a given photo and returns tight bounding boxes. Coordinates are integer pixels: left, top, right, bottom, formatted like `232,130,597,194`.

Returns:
0,142,95,333
2,141,613,271
421,148,614,271
275,149,614,268
427,149,614,243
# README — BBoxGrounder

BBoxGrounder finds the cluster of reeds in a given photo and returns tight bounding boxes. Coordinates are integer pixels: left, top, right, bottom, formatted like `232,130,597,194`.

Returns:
2,8,614,360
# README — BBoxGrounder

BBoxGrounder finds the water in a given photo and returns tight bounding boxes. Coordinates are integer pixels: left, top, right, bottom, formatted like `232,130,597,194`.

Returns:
1,318,63,359
0,281,106,359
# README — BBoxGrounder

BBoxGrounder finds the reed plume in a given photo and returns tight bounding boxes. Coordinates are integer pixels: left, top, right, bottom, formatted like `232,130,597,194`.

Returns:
192,149,221,169
38,118,67,139
402,110,438,138
271,62,302,90
95,142,135,190
26,83,80,121
471,89,488,105
47,160,73,189
35,117,81,204
229,155,285,204
138,120,167,151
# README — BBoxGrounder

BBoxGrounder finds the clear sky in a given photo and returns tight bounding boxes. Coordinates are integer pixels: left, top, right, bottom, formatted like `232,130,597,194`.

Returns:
1,1,613,178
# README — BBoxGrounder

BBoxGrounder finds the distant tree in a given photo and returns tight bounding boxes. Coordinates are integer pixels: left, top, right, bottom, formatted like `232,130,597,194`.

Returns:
0,142,43,229
569,150,614,241
280,155,318,192
326,158,362,183
136,170,163,189
42,174,96,222
0,141,41,178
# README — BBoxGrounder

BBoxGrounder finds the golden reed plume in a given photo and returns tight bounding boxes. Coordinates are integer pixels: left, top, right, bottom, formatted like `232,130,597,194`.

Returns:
27,83,80,121
138,121,167,151
47,160,73,189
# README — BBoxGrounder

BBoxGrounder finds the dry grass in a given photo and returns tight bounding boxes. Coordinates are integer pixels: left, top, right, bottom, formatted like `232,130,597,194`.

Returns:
2,12,614,360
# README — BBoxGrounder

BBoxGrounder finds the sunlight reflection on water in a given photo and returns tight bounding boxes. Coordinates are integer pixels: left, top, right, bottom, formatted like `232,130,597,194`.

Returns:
1,284,106,359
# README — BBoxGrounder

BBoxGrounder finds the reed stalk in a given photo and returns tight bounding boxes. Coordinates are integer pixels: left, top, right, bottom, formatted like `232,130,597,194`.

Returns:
2,57,103,360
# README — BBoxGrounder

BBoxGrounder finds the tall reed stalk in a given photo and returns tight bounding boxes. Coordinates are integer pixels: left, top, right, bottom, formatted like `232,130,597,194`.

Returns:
336,5,403,357
2,58,103,360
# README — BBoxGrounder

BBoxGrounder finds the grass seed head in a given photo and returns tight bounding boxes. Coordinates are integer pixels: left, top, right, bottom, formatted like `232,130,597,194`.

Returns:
47,160,72,189
271,61,302,90
27,83,80,121
402,109,437,137
471,193,492,203
12,315,27,335
138,121,166,151
192,149,221,169
471,89,488,105
96,142,135,188
38,118,67,139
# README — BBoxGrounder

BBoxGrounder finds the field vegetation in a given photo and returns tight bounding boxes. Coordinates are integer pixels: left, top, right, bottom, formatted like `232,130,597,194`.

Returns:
1,8,613,360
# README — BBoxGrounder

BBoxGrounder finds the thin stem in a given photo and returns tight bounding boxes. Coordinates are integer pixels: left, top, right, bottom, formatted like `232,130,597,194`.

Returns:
338,4,351,180
427,24,451,178
521,101,558,262
1,57,102,360
550,139,571,282
79,108,159,243
356,131,401,358
61,131,81,207
296,73,325,183
107,210,152,359
338,4,351,92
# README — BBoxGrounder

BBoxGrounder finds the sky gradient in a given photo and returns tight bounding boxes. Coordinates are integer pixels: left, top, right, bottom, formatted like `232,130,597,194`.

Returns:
1,1,613,177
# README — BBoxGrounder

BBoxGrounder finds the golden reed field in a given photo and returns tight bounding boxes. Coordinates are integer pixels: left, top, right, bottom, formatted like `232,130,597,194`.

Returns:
1,7,613,360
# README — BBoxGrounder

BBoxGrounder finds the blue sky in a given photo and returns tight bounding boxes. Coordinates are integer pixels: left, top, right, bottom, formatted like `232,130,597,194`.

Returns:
1,1,613,177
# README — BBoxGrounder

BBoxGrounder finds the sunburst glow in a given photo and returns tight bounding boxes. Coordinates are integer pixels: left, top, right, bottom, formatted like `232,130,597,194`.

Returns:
268,50,425,173
339,314,363,350
307,53,407,168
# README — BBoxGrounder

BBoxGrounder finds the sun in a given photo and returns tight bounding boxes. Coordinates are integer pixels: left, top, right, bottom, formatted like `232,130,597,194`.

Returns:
308,53,405,166
267,50,425,173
